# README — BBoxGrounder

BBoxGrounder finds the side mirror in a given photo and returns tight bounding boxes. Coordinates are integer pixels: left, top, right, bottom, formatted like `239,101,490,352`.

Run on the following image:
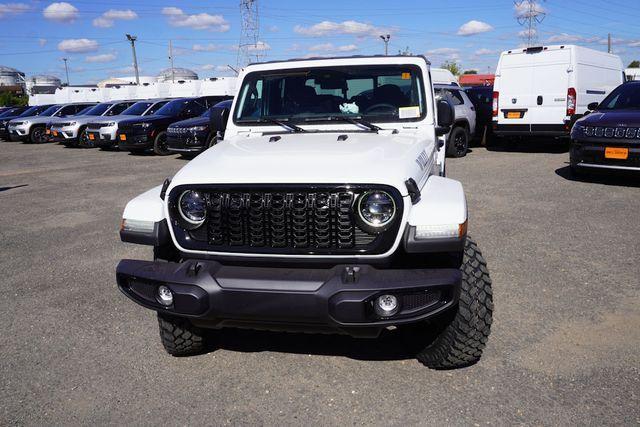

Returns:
587,102,599,111
435,99,455,136
210,107,230,134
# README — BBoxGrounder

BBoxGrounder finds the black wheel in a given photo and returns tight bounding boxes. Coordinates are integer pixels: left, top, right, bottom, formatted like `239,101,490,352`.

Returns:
153,131,170,156
29,126,47,144
416,236,493,369
77,128,92,148
446,126,469,158
157,313,209,356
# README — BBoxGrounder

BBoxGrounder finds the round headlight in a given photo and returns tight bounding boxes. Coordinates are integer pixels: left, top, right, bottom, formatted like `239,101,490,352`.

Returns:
178,190,206,226
357,191,396,229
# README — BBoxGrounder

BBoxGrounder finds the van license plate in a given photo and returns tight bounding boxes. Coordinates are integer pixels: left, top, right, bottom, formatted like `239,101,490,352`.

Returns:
507,111,522,119
604,147,628,159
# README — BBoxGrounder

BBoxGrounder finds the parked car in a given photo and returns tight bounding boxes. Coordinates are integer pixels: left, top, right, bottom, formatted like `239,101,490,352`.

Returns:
493,45,623,139
434,84,476,157
86,99,171,149
0,105,52,141
49,100,136,147
166,99,233,156
0,106,28,119
45,104,97,140
116,55,493,369
570,81,640,175
7,103,95,143
465,85,494,143
118,96,225,155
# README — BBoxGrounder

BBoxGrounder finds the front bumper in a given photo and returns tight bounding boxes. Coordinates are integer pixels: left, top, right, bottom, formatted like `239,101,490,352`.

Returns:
116,259,460,337
47,127,77,141
571,140,640,171
166,133,208,153
8,127,28,139
493,122,570,137
87,130,116,147
118,131,152,150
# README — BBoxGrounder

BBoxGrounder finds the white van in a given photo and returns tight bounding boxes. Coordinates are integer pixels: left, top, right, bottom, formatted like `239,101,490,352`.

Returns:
492,45,623,137
431,68,459,86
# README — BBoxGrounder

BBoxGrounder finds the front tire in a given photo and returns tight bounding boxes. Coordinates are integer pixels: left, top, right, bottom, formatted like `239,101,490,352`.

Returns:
77,127,91,148
153,131,170,156
29,126,47,144
158,313,209,356
446,126,469,158
416,236,493,369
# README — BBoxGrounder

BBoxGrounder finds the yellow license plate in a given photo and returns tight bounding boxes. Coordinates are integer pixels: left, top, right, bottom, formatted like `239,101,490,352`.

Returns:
119,134,126,141
507,111,522,119
53,131,58,136
605,147,628,159
88,133,95,140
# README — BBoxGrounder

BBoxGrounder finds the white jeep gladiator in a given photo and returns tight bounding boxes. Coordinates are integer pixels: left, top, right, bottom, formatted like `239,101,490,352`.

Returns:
116,55,493,369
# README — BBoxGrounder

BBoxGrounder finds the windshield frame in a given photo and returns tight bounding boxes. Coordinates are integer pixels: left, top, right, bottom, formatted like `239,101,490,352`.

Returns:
232,64,427,127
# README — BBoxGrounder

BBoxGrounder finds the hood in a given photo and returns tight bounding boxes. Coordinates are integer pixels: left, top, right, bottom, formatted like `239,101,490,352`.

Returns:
169,131,430,196
119,115,171,126
578,110,640,127
169,116,208,129
10,115,45,124
89,114,139,124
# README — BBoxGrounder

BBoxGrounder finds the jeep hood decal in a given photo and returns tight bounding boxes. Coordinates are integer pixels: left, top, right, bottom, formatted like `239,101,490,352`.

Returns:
170,131,432,195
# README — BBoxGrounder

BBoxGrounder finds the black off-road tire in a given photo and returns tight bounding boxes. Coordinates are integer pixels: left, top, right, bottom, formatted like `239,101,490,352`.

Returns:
446,126,469,158
29,126,47,144
153,131,170,156
157,313,208,356
416,236,493,369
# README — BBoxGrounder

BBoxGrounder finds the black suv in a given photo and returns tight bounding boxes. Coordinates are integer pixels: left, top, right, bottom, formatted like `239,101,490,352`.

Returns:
166,99,232,156
0,105,52,140
118,96,226,155
571,82,640,175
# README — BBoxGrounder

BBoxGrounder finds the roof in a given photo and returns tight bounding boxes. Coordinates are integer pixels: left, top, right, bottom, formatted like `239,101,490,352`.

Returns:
459,74,495,86
248,54,431,67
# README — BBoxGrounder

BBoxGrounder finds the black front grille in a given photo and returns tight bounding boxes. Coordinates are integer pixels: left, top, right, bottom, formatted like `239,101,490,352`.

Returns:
169,185,403,256
87,122,109,130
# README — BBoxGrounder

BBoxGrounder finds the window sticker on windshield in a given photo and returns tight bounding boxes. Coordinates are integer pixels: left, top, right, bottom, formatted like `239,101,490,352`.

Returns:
401,72,411,80
339,102,359,114
398,106,420,119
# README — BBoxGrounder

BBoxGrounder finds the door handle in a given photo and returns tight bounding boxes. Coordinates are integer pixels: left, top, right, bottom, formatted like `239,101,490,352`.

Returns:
537,96,543,105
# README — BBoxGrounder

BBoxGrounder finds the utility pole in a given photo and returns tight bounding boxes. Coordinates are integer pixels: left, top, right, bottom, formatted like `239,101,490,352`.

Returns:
237,0,261,69
169,40,175,83
126,34,140,85
380,34,390,56
608,33,612,53
515,0,546,47
62,57,69,85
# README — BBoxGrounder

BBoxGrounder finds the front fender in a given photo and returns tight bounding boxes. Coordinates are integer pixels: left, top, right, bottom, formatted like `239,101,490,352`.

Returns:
121,185,169,246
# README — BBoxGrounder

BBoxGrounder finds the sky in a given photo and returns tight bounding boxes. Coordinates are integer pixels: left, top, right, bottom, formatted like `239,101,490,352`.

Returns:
1,0,639,85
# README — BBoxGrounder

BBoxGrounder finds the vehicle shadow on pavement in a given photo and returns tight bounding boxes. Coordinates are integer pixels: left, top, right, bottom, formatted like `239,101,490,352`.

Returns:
0,184,28,192
555,165,640,188
208,324,440,362
486,139,570,154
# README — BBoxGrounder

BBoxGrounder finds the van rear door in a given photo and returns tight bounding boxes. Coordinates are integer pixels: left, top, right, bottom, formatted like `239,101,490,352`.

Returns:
496,51,535,129
528,47,571,128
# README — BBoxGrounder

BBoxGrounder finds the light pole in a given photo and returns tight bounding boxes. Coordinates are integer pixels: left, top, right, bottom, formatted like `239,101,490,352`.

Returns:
62,58,69,85
126,34,140,85
380,34,390,56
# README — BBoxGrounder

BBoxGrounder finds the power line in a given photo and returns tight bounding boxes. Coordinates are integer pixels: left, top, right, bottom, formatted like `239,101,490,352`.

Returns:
515,0,546,47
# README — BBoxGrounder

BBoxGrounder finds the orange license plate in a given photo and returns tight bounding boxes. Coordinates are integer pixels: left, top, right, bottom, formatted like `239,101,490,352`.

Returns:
119,134,126,141
507,111,522,119
88,133,95,140
605,147,628,159
53,131,58,136
45,129,51,134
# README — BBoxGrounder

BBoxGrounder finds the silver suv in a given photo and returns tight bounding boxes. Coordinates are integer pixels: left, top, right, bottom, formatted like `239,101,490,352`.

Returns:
434,84,476,157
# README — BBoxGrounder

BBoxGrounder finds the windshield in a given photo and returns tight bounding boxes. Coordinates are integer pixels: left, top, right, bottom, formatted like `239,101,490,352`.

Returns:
39,105,61,117
76,106,94,115
84,103,112,116
19,105,50,117
234,65,425,124
598,84,640,110
120,102,151,116
145,101,168,115
0,108,21,117
155,99,188,116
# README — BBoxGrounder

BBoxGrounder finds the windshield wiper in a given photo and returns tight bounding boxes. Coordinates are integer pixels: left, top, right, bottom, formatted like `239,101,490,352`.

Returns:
238,117,307,133
304,115,381,132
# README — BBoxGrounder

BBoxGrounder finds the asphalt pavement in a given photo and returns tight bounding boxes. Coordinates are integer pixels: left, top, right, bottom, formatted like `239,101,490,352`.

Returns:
0,140,638,425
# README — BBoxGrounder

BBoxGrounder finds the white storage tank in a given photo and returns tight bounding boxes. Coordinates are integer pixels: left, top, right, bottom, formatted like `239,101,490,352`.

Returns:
0,66,26,89
157,67,199,83
26,74,62,94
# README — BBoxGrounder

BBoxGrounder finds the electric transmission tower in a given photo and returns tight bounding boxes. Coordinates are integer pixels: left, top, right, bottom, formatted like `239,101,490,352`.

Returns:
515,0,546,47
237,0,262,69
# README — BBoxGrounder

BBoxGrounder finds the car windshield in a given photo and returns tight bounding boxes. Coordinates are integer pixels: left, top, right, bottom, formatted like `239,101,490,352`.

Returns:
121,102,152,116
19,105,50,117
0,108,20,117
599,84,640,110
234,65,426,124
84,103,112,116
38,105,61,117
76,106,94,115
155,99,188,116
145,101,168,115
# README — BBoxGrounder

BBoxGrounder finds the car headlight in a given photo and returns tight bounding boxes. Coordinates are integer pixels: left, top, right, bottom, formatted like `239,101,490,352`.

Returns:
134,122,152,128
189,126,208,132
357,191,396,231
178,190,207,227
106,122,116,127
68,121,77,126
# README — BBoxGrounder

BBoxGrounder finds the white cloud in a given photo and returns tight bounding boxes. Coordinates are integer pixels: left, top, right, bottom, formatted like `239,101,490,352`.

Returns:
161,7,229,31
457,20,493,36
57,38,99,53
518,29,537,38
474,48,496,56
544,33,600,44
247,41,270,52
85,53,116,63
426,47,459,55
38,38,47,47
0,2,30,18
43,2,78,23
294,20,393,37
309,43,359,53
92,9,137,28
628,41,640,47
192,43,221,52
514,1,546,18
267,25,279,32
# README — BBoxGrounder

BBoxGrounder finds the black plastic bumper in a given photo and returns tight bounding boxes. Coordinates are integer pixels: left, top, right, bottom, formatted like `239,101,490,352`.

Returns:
118,132,152,150
116,259,460,337
493,123,569,137
571,141,640,171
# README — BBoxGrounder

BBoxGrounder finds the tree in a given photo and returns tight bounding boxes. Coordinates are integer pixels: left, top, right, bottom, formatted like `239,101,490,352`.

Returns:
0,92,27,107
441,60,461,76
463,70,478,75
628,60,640,68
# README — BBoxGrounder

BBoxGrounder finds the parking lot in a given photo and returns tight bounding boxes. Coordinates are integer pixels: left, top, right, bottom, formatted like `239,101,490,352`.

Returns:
0,141,638,425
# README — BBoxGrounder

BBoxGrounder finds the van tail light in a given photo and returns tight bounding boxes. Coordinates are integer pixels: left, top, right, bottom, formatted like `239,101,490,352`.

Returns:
492,91,499,117
567,87,576,116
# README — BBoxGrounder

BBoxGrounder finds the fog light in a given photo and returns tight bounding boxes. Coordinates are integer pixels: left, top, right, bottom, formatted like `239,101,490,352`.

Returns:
157,285,173,306
374,294,399,317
